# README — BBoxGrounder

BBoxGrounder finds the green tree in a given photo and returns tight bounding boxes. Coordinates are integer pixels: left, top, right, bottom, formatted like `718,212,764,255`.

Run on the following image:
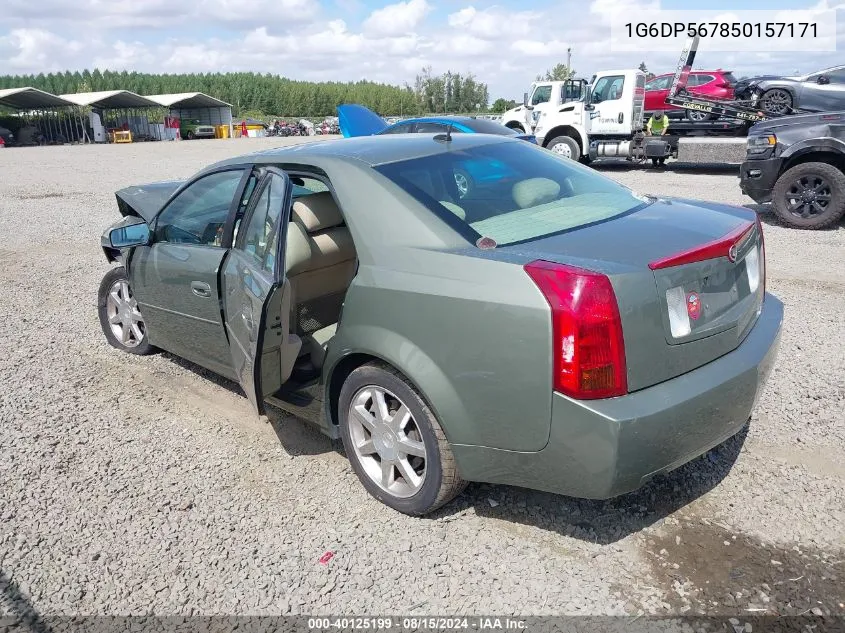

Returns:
638,61,655,80
0,66,488,117
535,63,575,81
490,98,516,113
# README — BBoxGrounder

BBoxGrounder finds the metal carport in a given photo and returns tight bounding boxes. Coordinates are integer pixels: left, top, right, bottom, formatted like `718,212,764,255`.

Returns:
146,93,233,139
60,90,162,142
0,87,87,145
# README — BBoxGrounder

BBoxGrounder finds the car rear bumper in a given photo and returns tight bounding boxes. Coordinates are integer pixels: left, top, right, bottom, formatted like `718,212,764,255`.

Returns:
740,157,782,204
451,293,783,499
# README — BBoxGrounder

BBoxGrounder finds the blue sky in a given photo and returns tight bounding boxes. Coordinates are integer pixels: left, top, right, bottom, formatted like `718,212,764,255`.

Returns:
1,0,842,100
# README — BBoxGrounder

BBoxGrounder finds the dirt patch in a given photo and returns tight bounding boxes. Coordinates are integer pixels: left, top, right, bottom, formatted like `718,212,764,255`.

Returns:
645,517,845,616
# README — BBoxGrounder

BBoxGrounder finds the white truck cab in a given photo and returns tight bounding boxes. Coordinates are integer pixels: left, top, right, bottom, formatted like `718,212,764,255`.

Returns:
500,81,571,133
532,69,663,163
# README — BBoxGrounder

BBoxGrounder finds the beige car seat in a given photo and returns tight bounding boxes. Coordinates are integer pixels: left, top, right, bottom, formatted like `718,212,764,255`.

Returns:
284,191,357,368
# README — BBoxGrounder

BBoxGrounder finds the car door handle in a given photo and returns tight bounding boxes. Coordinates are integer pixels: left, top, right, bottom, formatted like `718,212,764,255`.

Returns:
191,281,211,298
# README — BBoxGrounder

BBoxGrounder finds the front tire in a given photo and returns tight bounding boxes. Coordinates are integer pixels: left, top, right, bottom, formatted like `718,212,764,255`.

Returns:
338,362,467,515
546,135,580,161
97,266,154,355
772,162,845,229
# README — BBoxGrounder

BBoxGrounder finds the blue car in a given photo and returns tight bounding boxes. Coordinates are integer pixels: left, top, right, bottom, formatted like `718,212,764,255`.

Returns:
337,105,536,198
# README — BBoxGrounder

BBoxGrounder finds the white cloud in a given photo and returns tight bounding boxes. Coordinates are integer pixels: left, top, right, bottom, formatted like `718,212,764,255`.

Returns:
363,0,431,36
0,29,85,73
1,0,843,101
447,6,541,39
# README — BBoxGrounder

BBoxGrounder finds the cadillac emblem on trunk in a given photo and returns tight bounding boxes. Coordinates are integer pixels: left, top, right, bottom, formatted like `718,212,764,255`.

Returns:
687,292,701,320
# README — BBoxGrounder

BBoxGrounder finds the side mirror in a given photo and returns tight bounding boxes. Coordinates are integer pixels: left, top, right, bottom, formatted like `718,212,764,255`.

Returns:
109,221,151,248
818,75,830,85
523,92,534,110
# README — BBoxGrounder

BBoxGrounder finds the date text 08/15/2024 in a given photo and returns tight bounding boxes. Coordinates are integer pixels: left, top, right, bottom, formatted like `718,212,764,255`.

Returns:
308,617,528,630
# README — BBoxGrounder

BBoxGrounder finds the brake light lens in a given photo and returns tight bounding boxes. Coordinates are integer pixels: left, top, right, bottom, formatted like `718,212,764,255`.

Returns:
524,260,627,399
756,213,766,295
648,221,755,270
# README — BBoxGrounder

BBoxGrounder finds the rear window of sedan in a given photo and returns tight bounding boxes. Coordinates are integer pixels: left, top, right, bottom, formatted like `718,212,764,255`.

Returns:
463,119,521,136
375,140,648,246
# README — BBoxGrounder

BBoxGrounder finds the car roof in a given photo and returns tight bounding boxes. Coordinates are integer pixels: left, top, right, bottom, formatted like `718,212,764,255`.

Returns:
208,133,514,171
653,70,731,78
394,116,478,125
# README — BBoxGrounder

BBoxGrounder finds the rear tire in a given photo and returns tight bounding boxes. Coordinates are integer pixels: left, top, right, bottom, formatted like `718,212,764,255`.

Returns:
759,89,793,116
186,131,195,140
97,266,155,355
772,162,845,229
546,135,581,161
338,362,467,515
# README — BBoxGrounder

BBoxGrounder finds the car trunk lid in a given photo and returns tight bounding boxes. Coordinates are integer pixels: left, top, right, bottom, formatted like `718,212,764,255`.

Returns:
115,180,183,222
499,198,765,391
337,104,388,137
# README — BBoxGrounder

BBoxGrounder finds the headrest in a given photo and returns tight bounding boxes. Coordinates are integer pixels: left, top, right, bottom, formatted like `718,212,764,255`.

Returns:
285,220,312,277
512,178,561,209
292,191,344,232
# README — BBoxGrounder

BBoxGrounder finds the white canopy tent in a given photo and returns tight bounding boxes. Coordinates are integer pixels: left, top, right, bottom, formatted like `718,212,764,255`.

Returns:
0,87,87,144
147,93,233,138
60,90,162,142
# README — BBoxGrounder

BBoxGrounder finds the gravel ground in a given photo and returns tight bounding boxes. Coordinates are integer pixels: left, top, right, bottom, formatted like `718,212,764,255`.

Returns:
0,138,843,620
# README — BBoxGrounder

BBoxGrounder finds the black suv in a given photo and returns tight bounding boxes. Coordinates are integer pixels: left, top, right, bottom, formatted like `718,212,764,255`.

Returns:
740,112,845,229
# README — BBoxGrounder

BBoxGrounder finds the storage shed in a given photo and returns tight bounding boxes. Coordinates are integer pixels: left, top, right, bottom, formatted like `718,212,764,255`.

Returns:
60,90,162,142
147,93,233,139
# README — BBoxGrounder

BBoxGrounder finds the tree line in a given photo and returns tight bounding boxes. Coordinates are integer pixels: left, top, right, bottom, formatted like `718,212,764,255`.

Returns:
0,68,493,117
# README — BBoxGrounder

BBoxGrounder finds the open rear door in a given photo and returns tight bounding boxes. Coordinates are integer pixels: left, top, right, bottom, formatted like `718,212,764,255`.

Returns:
221,167,297,415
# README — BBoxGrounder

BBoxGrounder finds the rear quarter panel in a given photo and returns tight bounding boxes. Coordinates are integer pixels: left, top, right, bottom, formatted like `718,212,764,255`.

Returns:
321,161,554,452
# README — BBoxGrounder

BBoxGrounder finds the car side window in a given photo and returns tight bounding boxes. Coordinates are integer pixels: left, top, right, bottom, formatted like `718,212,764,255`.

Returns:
592,75,625,102
231,171,260,245
383,123,414,134
691,74,714,87
155,170,245,246
827,68,845,84
415,122,447,133
531,85,552,105
646,76,670,90
238,173,286,275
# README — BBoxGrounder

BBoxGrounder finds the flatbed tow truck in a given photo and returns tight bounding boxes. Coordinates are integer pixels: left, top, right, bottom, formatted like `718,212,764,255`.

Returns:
530,36,802,164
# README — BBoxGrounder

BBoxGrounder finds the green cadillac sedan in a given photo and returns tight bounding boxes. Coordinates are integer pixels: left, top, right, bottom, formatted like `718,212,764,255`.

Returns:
97,132,782,515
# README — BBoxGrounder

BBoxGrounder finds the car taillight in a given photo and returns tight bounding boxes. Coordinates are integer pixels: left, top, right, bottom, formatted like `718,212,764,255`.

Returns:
648,221,755,270
756,213,766,295
524,260,627,400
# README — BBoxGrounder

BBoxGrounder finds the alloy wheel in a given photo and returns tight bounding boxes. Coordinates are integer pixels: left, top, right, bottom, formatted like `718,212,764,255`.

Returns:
784,174,832,219
347,386,427,498
454,172,470,198
106,279,146,348
760,89,792,115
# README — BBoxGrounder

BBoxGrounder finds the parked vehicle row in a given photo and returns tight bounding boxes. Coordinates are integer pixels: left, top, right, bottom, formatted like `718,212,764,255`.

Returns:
500,65,845,136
